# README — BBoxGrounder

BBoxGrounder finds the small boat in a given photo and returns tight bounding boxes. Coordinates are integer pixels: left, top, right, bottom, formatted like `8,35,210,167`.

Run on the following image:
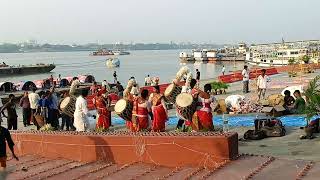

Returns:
91,49,114,56
113,50,130,55
106,58,120,68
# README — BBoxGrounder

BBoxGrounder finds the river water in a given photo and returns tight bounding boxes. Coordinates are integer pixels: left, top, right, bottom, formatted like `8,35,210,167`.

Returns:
0,50,244,85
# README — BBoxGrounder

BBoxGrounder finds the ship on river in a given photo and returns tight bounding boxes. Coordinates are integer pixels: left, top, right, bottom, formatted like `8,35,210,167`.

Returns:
0,63,55,76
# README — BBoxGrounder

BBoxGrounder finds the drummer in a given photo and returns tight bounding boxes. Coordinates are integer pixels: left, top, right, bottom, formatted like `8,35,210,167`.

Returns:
176,79,198,130
191,84,215,131
149,85,168,132
131,89,151,132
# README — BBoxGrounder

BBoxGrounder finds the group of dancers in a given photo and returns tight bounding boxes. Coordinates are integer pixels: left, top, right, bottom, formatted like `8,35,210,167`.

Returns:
72,67,216,132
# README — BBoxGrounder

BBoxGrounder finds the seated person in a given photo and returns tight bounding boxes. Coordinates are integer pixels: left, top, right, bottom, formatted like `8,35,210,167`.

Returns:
283,90,295,114
288,90,306,114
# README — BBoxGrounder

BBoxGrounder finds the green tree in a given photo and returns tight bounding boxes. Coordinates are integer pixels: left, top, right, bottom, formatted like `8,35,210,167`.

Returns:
305,75,320,122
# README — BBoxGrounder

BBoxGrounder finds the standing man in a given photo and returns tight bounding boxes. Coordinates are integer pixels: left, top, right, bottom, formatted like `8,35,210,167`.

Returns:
29,88,40,129
48,88,59,129
222,65,226,75
49,75,54,88
1,94,18,130
74,89,95,131
242,65,250,93
116,81,124,98
196,69,200,85
0,125,19,171
19,91,31,127
113,71,118,83
57,74,62,88
257,69,270,101
145,75,151,86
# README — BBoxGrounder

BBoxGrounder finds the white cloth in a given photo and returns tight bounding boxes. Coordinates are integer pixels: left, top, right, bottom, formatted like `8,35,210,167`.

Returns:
225,95,245,111
28,92,40,109
242,69,249,81
222,67,226,73
74,96,91,131
181,86,191,93
257,75,270,89
145,77,152,84
101,81,110,91
0,97,3,107
70,79,80,95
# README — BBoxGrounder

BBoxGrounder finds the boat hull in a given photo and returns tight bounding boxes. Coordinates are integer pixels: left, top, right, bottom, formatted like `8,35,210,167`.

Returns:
0,64,56,76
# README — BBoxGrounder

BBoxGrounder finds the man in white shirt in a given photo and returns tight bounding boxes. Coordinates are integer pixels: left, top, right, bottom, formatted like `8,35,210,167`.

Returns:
257,69,270,100
74,89,94,131
101,80,110,91
242,65,249,93
28,88,40,129
144,75,151,86
222,65,226,75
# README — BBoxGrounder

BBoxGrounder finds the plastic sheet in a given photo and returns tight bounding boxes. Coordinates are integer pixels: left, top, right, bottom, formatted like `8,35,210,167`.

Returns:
112,115,320,127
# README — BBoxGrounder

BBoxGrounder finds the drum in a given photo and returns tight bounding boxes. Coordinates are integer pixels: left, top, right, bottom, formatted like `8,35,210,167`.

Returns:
60,96,76,118
114,99,133,121
175,93,197,120
164,83,182,103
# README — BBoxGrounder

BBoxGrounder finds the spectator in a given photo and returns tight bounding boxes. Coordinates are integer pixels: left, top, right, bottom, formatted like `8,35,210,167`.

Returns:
222,65,226,75
1,94,18,130
145,75,151,86
49,75,54,88
19,91,31,127
113,71,118,83
38,92,49,124
60,92,74,131
289,90,306,114
283,90,295,114
29,88,40,129
101,80,110,91
242,65,249,93
116,81,124,97
48,88,59,129
196,69,200,82
257,69,270,100
57,74,62,88
0,126,19,170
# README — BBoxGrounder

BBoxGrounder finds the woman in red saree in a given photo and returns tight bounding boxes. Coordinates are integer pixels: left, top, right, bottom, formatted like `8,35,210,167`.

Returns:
94,92,110,130
131,89,151,132
149,85,168,132
191,84,215,131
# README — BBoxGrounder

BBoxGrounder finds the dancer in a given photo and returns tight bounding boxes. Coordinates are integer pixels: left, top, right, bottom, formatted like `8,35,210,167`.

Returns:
94,91,111,130
131,89,151,132
191,84,215,131
149,85,168,132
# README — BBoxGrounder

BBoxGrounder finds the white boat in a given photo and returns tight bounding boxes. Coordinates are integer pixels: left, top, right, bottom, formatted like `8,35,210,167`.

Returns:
106,58,120,68
245,45,308,67
113,50,130,55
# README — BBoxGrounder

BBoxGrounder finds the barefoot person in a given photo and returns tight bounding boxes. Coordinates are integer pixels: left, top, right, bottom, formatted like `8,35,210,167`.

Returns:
242,65,249,93
149,85,168,132
257,69,270,100
0,125,19,170
131,89,151,132
1,94,18,130
191,84,215,131
94,91,111,131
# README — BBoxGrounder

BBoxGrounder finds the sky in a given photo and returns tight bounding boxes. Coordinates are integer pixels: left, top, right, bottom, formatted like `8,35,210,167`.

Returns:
0,0,319,45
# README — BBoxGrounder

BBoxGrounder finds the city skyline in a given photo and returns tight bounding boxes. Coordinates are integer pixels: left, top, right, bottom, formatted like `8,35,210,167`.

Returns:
0,0,319,44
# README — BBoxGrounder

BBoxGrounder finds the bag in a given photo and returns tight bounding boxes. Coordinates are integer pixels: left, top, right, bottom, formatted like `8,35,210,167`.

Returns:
244,130,266,140
260,119,286,137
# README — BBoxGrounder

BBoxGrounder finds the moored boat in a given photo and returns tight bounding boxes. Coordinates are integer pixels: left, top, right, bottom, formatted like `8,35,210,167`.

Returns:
0,63,55,77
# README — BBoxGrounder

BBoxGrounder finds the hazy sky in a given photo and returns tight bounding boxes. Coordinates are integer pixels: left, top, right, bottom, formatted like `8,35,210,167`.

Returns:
0,0,319,44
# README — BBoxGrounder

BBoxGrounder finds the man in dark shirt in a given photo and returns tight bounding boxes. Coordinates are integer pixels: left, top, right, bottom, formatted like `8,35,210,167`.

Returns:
20,91,31,127
283,90,295,114
196,69,200,81
113,71,118,83
0,126,19,169
1,94,18,130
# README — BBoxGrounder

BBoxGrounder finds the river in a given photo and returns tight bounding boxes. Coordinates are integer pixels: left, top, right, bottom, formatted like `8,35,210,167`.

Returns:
0,50,244,85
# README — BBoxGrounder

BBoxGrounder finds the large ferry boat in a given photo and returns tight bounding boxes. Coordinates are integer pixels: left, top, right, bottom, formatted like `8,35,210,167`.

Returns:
245,45,308,67
0,63,55,76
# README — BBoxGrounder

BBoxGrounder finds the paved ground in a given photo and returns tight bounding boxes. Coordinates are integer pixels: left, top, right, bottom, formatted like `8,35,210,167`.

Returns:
2,154,318,180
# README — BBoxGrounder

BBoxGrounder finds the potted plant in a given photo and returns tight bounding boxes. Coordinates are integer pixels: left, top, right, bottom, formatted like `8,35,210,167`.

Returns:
304,75,320,124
